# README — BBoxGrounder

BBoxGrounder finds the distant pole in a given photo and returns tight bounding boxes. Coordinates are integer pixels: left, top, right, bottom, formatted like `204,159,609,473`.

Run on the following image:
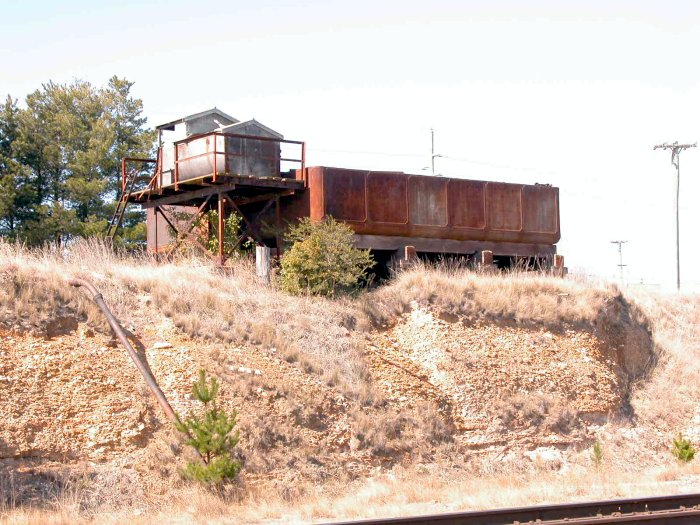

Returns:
653,141,697,291
610,240,627,285
430,128,442,176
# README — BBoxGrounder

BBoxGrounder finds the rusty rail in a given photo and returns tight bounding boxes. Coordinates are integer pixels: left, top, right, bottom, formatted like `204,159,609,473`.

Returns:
68,278,176,422
325,492,700,525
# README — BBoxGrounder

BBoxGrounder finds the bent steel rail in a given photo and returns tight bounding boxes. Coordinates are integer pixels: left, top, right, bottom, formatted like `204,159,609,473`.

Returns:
68,278,176,422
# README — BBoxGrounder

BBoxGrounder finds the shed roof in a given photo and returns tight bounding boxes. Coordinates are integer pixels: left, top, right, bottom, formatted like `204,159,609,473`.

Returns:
156,108,239,131
218,119,284,139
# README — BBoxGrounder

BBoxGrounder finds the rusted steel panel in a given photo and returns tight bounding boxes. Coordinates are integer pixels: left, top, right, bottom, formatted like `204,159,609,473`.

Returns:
279,167,561,249
146,205,200,253
485,182,522,231
352,234,557,257
367,172,408,224
323,168,367,222
146,207,172,253
408,176,448,226
308,166,326,221
522,185,558,234
448,179,486,229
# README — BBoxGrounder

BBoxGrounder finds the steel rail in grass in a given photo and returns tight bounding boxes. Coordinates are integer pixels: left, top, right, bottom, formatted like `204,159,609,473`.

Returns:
325,492,700,525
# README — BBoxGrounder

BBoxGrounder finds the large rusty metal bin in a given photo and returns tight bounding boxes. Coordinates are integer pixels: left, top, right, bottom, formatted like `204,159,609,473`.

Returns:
287,167,560,247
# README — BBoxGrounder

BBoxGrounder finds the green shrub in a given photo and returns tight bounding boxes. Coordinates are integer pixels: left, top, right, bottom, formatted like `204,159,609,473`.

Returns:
166,209,252,258
174,370,242,485
672,433,696,463
203,209,254,257
279,217,374,297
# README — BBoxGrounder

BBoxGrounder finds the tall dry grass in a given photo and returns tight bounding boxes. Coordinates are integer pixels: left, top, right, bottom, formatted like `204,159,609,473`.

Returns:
363,260,620,329
625,288,700,433
2,240,699,524
0,239,371,401
4,457,700,525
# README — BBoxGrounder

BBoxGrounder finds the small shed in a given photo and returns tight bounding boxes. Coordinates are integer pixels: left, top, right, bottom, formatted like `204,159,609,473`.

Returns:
156,109,284,186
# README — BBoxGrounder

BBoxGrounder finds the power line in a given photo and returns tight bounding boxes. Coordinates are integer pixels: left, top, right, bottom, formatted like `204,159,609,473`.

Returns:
610,240,627,285
306,147,554,176
307,148,424,158
653,141,697,291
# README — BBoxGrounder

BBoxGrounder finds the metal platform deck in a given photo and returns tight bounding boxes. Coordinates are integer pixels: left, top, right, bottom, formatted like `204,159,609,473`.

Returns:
128,172,305,208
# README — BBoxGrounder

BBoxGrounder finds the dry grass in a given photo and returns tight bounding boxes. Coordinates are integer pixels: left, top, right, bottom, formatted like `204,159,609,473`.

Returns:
4,459,700,525
494,392,579,434
362,261,619,329
2,240,700,523
0,239,372,401
625,288,700,433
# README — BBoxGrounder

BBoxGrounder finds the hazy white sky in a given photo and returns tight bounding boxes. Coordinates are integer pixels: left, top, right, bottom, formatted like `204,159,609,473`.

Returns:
2,0,700,290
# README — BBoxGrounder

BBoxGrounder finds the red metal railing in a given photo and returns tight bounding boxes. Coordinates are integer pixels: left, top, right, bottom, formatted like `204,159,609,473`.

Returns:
121,156,158,193
121,132,305,195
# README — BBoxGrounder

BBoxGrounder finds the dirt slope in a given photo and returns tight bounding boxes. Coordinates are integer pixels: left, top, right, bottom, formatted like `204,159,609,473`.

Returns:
367,300,658,457
4,242,696,522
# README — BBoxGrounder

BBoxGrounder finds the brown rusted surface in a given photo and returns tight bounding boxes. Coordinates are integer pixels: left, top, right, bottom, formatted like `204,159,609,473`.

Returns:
146,205,201,253
481,250,494,266
136,160,560,258
352,234,556,257
289,167,560,246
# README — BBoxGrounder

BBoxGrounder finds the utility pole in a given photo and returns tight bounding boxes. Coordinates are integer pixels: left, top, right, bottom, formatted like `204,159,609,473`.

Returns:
610,240,627,285
430,128,442,176
653,141,696,291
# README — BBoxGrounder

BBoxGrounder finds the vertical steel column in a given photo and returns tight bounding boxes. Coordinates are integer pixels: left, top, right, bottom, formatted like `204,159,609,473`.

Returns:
301,142,307,184
275,196,281,258
218,191,225,266
213,134,218,183
121,158,127,192
154,206,159,258
174,142,179,191
674,156,681,291
158,148,163,190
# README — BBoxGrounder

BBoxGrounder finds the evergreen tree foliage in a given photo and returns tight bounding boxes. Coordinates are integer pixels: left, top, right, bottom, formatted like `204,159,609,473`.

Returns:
672,433,695,463
591,440,603,467
174,370,242,485
0,77,155,245
279,216,375,297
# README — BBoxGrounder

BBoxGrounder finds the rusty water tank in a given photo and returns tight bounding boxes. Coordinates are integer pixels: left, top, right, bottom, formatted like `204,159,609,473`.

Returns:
281,167,560,247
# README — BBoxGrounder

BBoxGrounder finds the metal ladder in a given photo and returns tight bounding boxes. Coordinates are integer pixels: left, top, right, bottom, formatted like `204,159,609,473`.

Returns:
105,167,139,242
106,152,160,242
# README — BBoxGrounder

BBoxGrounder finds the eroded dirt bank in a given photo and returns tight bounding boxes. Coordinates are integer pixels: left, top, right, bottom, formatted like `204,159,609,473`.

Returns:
3,244,696,522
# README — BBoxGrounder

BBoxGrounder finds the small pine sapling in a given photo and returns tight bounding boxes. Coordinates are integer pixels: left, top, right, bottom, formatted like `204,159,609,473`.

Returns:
672,433,696,463
591,440,603,468
175,370,242,485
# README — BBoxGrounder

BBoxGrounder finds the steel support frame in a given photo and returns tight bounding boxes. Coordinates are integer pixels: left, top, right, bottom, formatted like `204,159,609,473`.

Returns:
150,188,287,266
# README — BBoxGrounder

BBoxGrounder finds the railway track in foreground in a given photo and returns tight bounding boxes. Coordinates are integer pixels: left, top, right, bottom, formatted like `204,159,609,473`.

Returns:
326,492,700,524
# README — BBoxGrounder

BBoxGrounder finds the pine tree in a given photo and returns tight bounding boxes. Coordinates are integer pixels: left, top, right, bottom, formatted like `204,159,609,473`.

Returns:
0,77,154,245
672,434,695,463
174,370,242,485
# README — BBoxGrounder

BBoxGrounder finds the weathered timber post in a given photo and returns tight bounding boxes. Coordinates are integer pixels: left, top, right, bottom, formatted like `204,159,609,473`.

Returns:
553,254,566,277
404,245,417,261
256,245,272,283
481,250,493,267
